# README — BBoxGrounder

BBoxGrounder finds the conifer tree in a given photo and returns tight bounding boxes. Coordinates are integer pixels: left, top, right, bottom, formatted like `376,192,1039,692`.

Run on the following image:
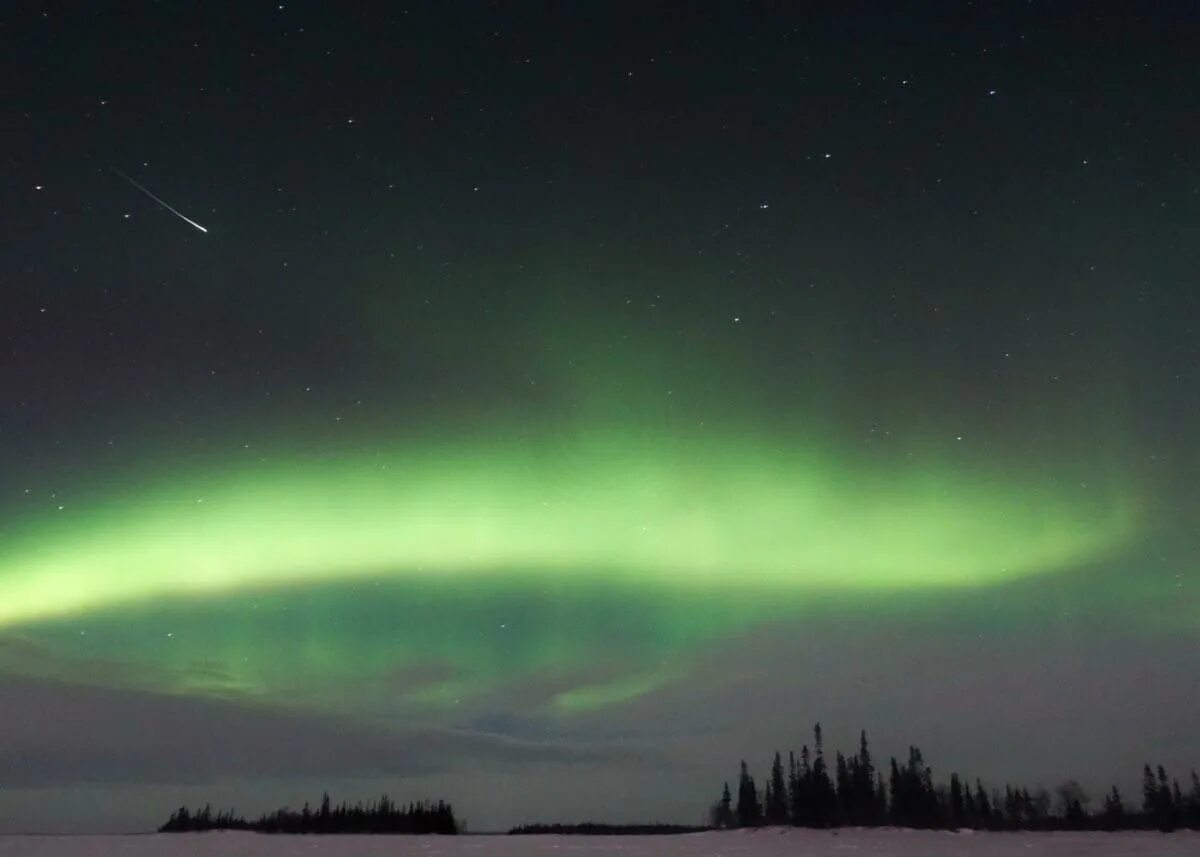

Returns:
949,773,964,829
855,730,876,824
916,751,935,825
711,782,735,828
975,780,991,828
736,760,763,828
835,752,850,824
766,751,789,824
1156,765,1176,831
810,724,836,827
792,745,813,827
1101,785,1124,830
888,758,901,824
787,752,799,826
1004,785,1017,829
962,778,976,828
1142,764,1158,816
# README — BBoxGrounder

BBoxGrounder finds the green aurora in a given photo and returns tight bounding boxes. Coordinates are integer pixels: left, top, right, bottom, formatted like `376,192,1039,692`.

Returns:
0,427,1137,628
0,422,1142,710
3,577,767,712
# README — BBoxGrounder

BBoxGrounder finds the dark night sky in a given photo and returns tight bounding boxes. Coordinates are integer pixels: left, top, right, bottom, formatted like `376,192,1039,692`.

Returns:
1,1,1198,833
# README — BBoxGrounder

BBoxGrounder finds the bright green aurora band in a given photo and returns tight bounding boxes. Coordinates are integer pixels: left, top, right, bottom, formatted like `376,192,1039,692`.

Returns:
1,429,1136,624
0,426,1138,709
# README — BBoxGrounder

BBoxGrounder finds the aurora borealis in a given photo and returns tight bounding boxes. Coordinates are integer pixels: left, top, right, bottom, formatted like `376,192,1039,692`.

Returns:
3,0,1199,834
0,428,1138,628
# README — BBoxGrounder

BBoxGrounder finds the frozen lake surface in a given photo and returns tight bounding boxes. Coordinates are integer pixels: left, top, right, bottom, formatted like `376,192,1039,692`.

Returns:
0,829,1198,856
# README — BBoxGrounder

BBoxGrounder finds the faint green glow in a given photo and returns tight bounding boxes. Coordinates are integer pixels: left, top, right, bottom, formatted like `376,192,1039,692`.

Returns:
552,669,678,712
6,579,779,712
0,429,1137,628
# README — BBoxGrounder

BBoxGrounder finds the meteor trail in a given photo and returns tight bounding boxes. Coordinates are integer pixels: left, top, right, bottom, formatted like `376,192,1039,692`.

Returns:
112,167,208,233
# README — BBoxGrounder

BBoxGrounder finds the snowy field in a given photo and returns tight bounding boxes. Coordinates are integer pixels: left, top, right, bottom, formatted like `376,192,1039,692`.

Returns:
0,829,1198,857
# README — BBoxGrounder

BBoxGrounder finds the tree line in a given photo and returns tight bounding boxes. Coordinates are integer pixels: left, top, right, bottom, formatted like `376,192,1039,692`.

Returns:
160,793,459,834
710,724,1200,832
508,823,709,835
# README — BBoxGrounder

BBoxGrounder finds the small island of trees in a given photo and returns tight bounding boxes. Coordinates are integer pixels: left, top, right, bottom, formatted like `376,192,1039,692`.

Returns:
710,723,1200,833
160,793,458,835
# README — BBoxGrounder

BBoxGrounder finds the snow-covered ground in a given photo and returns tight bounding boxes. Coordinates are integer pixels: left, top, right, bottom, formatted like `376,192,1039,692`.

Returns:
0,828,1198,856
0,825,1195,854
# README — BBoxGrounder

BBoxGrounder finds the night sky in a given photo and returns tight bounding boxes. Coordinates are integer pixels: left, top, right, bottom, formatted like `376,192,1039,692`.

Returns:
2,1,1198,833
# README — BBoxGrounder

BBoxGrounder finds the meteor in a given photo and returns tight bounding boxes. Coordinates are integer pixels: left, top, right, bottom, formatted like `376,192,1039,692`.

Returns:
112,167,208,233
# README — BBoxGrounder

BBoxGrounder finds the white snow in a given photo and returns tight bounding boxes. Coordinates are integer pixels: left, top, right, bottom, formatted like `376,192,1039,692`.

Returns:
0,828,1197,856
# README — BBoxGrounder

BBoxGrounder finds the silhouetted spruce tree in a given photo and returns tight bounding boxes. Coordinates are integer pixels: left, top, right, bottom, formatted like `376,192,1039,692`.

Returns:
888,758,902,823
810,724,837,827
888,747,938,828
1004,785,1018,829
919,751,937,825
962,778,977,829
766,751,789,824
1101,785,1125,831
974,780,992,829
1144,763,1175,831
1142,764,1157,815
736,760,763,827
710,782,735,829
949,773,964,829
852,730,877,824
1016,788,1034,828
792,745,813,826
834,752,850,824
1158,766,1176,829
787,752,799,826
